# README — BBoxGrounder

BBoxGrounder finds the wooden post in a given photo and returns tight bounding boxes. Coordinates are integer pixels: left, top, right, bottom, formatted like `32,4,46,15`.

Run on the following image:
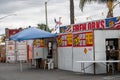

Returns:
118,38,120,71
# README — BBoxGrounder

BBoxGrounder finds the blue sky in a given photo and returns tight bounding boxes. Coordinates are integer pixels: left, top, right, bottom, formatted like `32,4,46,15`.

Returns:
0,0,120,34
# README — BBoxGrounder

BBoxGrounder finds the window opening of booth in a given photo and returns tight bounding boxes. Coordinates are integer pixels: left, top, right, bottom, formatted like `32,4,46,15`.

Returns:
47,42,53,58
105,38,119,73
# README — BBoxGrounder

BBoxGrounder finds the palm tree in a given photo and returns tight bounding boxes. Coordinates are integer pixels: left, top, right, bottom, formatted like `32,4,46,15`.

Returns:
79,0,117,18
37,23,52,32
70,0,75,24
0,34,6,43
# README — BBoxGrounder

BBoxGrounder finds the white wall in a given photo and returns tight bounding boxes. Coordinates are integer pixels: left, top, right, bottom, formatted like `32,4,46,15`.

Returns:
33,48,43,59
94,30,120,74
6,56,16,62
73,47,94,73
43,47,48,59
57,30,120,74
58,47,73,71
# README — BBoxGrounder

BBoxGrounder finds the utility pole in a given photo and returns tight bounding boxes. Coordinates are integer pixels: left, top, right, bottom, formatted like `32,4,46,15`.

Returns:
70,0,74,24
45,1,48,31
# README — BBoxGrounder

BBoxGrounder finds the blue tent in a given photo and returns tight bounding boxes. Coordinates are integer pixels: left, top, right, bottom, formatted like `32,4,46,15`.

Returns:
10,27,56,41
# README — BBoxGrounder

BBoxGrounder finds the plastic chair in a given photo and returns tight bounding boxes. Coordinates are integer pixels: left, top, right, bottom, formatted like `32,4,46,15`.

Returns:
44,59,54,70
44,59,47,70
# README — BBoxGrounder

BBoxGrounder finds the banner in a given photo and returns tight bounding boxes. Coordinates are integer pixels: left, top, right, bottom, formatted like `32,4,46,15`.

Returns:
66,34,72,46
59,16,120,33
57,34,72,47
105,16,120,28
73,32,93,47
59,25,72,33
33,39,44,48
86,32,93,46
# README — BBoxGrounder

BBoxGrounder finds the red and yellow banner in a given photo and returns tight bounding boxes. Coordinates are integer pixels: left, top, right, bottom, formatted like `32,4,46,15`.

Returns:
57,34,72,47
86,32,93,46
57,32,93,47
66,34,72,46
73,32,93,47
57,35,63,47
33,39,44,47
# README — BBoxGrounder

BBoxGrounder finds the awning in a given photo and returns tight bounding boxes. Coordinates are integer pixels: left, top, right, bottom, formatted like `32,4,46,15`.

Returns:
10,27,56,41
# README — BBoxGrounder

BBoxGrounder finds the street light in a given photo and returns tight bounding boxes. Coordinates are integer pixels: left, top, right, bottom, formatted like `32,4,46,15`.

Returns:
0,13,17,20
45,0,50,31
45,2,48,31
112,1,120,9
107,1,120,18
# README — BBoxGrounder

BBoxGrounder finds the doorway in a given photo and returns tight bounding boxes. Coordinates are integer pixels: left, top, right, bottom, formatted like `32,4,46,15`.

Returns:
47,38,58,68
105,38,119,72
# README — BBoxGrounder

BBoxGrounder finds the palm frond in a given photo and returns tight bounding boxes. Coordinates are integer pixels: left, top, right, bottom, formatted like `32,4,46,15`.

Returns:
79,0,96,11
79,0,117,12
79,0,86,12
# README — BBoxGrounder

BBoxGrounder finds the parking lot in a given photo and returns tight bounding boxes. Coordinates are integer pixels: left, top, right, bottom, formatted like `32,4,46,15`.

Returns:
0,63,120,80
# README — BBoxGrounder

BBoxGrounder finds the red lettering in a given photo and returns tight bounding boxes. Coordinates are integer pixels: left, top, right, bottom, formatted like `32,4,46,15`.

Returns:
92,22,95,29
88,23,92,30
72,20,105,32
80,24,86,30
82,23,86,30
73,25,79,32
101,20,105,28
96,21,100,28
79,24,82,30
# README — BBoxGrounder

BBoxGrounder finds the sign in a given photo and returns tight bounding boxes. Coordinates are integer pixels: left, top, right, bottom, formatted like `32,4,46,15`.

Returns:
66,34,72,46
73,33,80,46
86,32,93,46
57,34,72,47
5,28,22,38
105,16,120,28
57,35,63,47
40,39,44,47
6,40,15,55
33,39,44,48
59,26,66,33
59,16,120,33
84,48,87,54
59,25,72,33
73,32,93,47
16,41,27,61
73,20,104,32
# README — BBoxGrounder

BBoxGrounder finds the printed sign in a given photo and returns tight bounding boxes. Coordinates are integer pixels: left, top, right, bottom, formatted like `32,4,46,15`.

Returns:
6,29,22,38
57,34,72,47
105,16,120,28
66,34,72,46
57,35,63,47
73,32,93,47
59,16,120,33
33,39,44,48
59,25,72,33
73,20,105,32
86,32,93,46
73,33,80,46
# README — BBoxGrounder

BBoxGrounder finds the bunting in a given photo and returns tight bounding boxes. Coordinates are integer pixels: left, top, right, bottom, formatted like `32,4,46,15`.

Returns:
54,17,62,31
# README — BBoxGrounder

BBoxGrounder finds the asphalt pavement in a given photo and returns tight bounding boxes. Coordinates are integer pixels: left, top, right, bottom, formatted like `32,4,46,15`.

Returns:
0,63,120,80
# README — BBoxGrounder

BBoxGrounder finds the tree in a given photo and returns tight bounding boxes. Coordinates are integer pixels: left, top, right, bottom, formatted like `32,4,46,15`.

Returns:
70,0,75,24
37,23,52,32
0,34,6,43
79,0,117,18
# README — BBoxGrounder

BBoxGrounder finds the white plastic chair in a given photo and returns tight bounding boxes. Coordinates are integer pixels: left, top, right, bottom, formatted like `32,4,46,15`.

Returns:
44,59,47,70
44,59,54,70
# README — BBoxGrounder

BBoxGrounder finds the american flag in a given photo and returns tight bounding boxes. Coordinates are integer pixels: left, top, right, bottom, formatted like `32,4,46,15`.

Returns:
54,18,62,26
65,25,72,33
54,17,62,31
113,21,120,29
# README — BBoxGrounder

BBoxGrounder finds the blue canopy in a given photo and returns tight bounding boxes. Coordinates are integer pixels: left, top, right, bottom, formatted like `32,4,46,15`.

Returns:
10,27,56,41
